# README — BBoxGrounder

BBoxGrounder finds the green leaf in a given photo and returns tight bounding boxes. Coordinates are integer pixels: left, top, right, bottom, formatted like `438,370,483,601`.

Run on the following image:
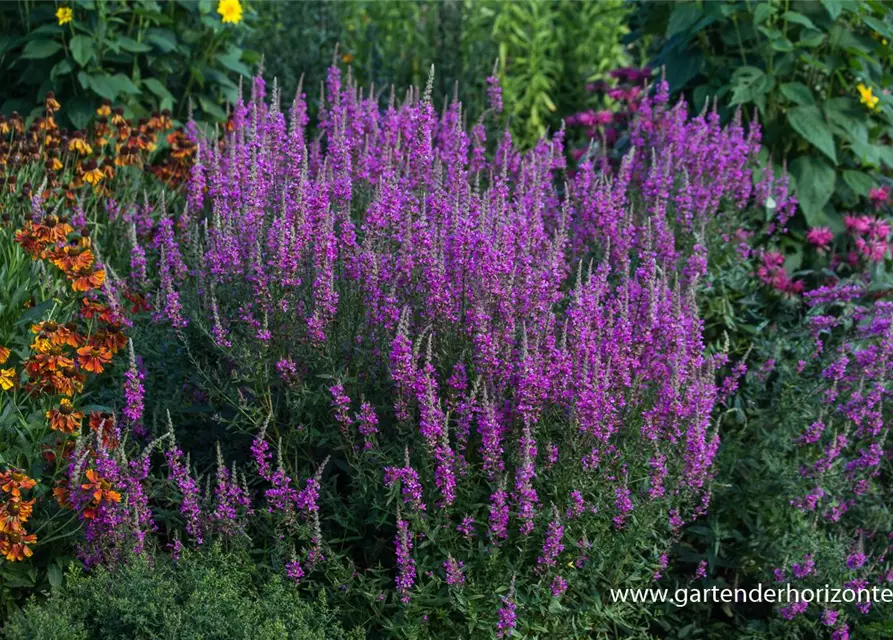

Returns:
842,170,876,197
146,29,178,53
799,29,827,47
753,3,775,24
143,77,174,102
863,16,893,41
85,74,139,101
779,82,814,106
47,563,63,588
21,38,63,60
51,58,74,80
787,106,837,164
666,2,703,37
782,11,817,30
117,36,152,53
790,156,836,225
216,48,252,77
729,66,771,107
69,34,94,67
198,95,227,121
822,0,842,20
66,96,95,130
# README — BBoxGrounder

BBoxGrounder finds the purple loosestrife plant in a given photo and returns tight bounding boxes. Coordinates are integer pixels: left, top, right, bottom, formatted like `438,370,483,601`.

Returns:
129,65,787,637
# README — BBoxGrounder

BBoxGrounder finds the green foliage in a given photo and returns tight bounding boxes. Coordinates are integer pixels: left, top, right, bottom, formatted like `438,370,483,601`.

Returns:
0,0,258,127
631,0,893,227
2,546,360,640
250,0,630,147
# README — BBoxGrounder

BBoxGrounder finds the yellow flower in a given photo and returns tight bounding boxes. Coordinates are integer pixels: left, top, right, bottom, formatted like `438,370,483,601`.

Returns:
217,0,243,24
0,368,16,391
858,83,880,110
56,7,73,25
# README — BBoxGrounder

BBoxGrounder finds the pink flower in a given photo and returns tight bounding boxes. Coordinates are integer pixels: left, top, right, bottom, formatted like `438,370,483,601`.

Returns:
806,227,834,250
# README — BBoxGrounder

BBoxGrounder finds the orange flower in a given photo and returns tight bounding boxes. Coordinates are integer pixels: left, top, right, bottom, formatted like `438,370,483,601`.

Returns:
68,135,92,155
71,266,106,292
0,346,10,364
47,399,84,434
93,326,127,353
80,469,121,514
0,498,35,525
81,298,113,323
47,366,85,397
96,100,111,117
0,367,16,391
76,343,112,373
53,483,71,508
0,521,37,561
0,470,37,498
44,91,61,114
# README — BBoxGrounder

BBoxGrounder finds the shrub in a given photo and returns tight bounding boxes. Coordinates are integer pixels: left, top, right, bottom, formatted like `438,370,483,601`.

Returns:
630,0,893,227
2,545,358,640
0,0,257,127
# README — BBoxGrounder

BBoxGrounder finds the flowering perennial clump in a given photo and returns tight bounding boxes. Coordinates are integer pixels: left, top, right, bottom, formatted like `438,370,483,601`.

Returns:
102,64,790,636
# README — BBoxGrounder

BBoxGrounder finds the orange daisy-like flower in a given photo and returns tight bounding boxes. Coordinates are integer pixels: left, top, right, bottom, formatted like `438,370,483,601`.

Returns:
96,100,111,117
53,482,71,509
1,498,35,525
71,266,106,292
68,135,92,156
47,366,85,397
93,326,127,354
0,520,38,561
0,470,37,498
76,344,112,373
0,346,10,364
81,298,113,323
80,469,121,516
0,367,16,392
47,398,84,434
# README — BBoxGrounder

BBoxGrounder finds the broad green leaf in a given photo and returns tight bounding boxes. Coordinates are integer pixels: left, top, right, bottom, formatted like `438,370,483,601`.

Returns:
146,29,178,53
66,96,95,130
779,82,814,106
753,3,775,24
21,38,63,59
863,16,893,41
51,58,74,80
666,2,703,37
824,97,868,145
822,0,842,20
799,29,826,47
118,36,152,53
143,77,174,102
787,106,837,164
69,34,93,67
86,74,121,101
198,95,227,121
790,156,836,225
782,10,816,30
729,66,771,107
842,170,876,197
216,48,252,77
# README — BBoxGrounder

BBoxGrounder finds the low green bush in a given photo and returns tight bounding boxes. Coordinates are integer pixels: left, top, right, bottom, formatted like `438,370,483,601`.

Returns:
2,546,360,640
